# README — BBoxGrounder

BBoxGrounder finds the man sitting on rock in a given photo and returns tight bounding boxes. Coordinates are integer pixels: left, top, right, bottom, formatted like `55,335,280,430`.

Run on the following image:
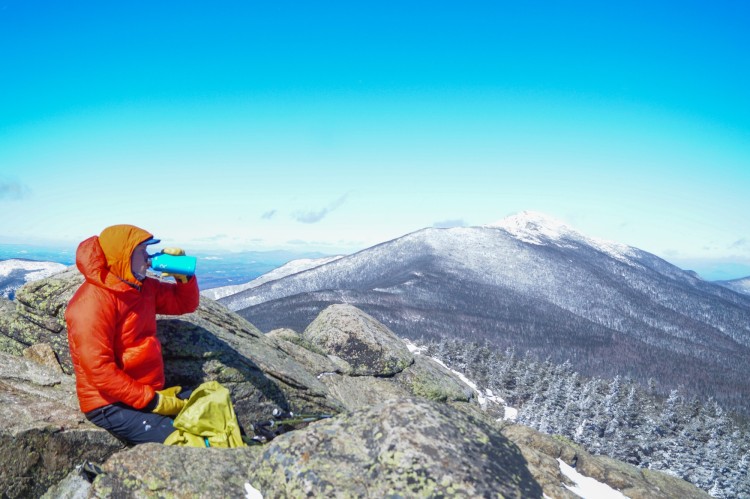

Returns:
65,224,200,445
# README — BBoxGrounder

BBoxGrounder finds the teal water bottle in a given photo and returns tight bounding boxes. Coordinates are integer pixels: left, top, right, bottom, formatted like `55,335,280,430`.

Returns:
150,253,197,277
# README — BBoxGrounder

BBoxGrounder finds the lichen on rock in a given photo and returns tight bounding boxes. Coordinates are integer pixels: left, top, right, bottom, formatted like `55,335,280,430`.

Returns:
303,304,414,376
251,397,543,498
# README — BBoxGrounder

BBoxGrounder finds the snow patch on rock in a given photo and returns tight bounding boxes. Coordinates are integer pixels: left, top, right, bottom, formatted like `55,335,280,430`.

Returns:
558,458,627,499
244,482,263,499
403,338,517,419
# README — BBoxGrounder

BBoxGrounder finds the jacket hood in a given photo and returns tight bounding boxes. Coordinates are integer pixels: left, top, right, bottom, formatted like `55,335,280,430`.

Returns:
76,224,155,290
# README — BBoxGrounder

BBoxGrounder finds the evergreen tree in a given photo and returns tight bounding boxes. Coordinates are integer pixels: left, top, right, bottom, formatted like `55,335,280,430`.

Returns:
560,371,582,438
618,385,645,464
414,336,750,497
650,390,687,474
728,451,749,498
573,379,602,449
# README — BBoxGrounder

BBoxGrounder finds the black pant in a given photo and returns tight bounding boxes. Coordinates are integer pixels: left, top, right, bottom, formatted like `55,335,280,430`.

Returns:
85,390,192,445
85,403,176,444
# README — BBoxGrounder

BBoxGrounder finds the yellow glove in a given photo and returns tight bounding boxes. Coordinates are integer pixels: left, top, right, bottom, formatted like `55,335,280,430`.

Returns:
152,386,186,416
162,272,189,283
160,247,189,283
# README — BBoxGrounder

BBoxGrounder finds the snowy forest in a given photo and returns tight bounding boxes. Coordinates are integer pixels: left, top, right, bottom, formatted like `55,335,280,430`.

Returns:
420,337,750,498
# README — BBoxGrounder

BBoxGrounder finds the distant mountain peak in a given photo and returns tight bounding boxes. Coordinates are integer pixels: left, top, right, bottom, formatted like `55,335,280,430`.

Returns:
485,211,636,263
485,211,576,244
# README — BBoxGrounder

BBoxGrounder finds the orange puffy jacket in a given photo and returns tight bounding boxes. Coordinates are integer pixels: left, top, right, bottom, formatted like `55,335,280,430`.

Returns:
65,225,200,413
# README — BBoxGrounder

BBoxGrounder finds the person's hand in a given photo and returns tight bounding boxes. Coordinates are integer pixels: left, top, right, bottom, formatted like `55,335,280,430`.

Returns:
162,272,189,283
160,247,189,282
162,247,185,256
152,386,186,416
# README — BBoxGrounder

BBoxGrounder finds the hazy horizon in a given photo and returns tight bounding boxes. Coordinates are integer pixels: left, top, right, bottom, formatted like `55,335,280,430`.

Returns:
2,224,749,282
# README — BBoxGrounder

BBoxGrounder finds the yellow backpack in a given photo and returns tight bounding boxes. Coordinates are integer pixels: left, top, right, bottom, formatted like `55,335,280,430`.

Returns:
164,381,246,448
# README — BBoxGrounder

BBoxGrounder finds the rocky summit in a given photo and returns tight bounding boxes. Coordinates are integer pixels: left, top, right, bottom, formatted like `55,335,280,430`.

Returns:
0,269,709,498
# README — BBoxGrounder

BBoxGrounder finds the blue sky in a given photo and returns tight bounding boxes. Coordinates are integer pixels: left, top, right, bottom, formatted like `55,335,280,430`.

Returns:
1,1,749,279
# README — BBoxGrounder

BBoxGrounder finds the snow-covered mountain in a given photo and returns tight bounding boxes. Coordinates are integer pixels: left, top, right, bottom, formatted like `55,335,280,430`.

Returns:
201,255,343,300
218,211,750,415
485,210,637,263
716,276,750,296
0,259,68,299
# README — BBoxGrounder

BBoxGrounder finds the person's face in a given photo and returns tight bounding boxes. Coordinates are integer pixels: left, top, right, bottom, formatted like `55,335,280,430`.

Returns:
130,242,151,281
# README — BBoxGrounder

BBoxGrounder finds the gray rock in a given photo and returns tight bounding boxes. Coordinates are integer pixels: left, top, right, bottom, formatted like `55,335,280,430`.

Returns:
89,398,543,498
0,267,81,373
502,424,711,499
0,352,122,499
0,298,25,355
303,304,414,376
90,444,259,498
156,297,345,428
41,469,91,499
252,397,543,498
266,327,301,342
316,372,413,411
23,342,64,373
394,354,475,403
267,328,344,375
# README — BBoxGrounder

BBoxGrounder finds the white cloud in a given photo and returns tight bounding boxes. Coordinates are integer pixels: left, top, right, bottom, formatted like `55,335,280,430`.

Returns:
293,194,348,224
0,178,31,200
433,219,467,228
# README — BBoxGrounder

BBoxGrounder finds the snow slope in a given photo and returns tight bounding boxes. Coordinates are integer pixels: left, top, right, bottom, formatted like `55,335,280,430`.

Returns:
202,256,343,300
0,259,68,299
0,259,67,281
486,210,637,264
